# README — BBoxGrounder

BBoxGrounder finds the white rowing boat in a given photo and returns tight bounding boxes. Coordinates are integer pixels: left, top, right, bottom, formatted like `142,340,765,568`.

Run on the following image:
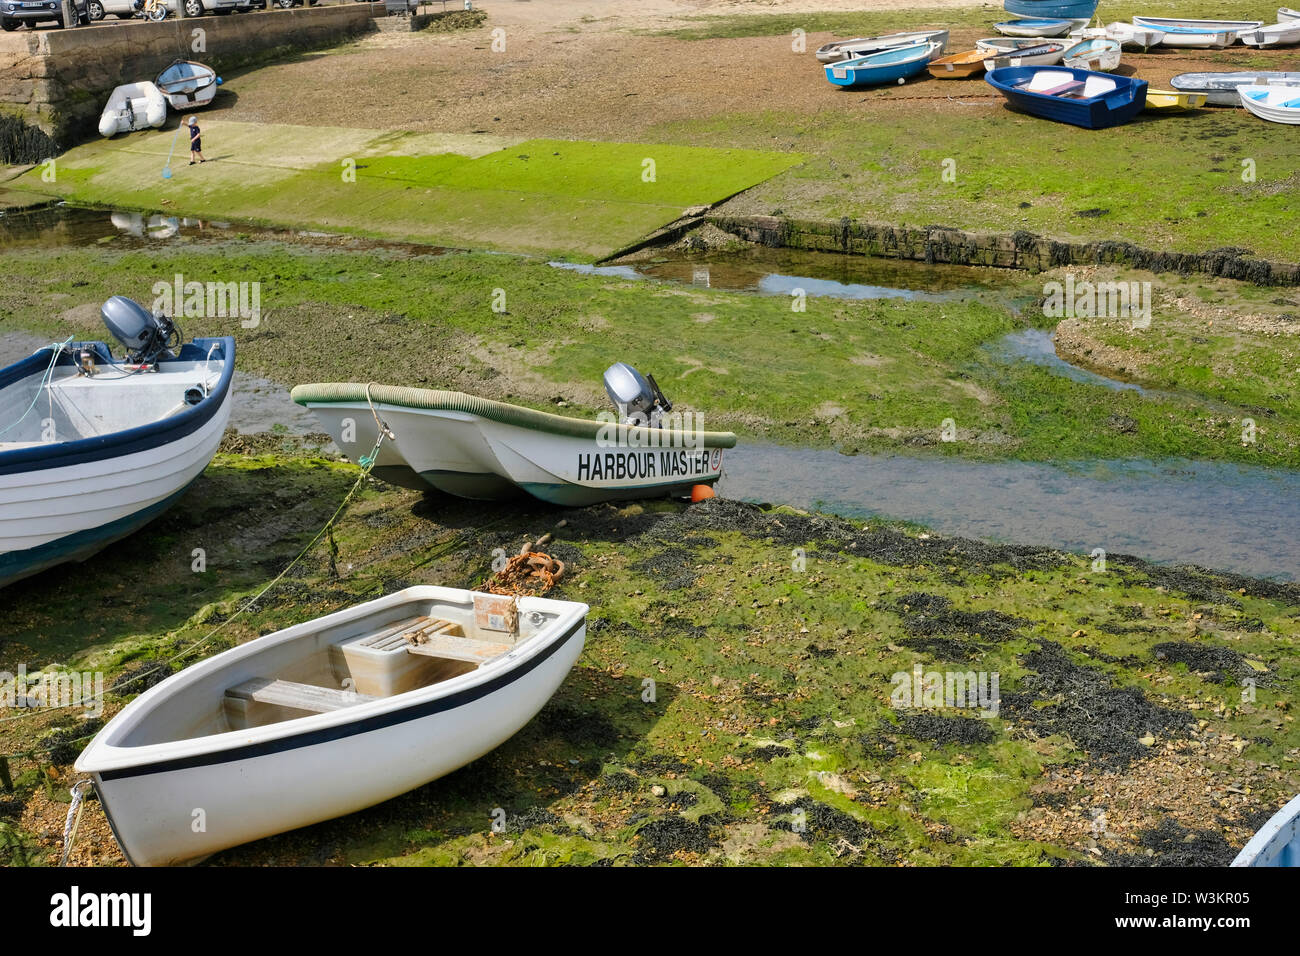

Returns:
1238,84,1300,123
77,586,590,865
814,29,947,62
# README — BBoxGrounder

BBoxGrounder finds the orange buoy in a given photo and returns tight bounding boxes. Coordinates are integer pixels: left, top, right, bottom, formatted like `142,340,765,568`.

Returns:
690,484,715,503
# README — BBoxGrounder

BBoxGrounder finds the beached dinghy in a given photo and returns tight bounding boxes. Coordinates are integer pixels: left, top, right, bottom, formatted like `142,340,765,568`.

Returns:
1240,20,1300,47
1144,89,1208,110
986,66,1148,128
98,82,168,137
293,363,737,506
983,41,1066,71
155,59,220,110
824,41,942,87
1069,22,1163,50
815,29,947,63
995,18,1080,38
1004,0,1098,19
1062,37,1121,72
1239,84,1300,124
1233,793,1300,867
1131,16,1262,48
976,36,1045,54
1282,8,1300,22
1171,71,1300,106
77,586,589,866
927,49,989,79
0,298,233,588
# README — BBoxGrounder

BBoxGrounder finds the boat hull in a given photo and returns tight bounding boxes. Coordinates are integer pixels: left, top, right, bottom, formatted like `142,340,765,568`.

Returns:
1144,89,1208,110
1132,17,1260,48
1171,71,1300,105
1004,0,1098,18
986,65,1148,129
824,42,941,87
1233,793,1300,866
927,51,987,78
0,339,234,589
984,43,1066,71
1239,22,1300,47
77,587,588,866
995,18,1080,38
294,384,736,506
1239,84,1300,123
815,30,947,63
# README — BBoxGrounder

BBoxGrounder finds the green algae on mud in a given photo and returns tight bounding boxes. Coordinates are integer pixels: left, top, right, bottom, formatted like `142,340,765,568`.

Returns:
0,237,1295,467
13,129,803,260
2,445,1297,866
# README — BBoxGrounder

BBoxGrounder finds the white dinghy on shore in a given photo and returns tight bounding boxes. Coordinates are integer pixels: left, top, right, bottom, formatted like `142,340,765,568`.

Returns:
98,82,168,137
77,586,590,866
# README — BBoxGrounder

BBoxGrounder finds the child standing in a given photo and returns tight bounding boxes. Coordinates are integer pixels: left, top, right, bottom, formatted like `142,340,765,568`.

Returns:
187,116,205,165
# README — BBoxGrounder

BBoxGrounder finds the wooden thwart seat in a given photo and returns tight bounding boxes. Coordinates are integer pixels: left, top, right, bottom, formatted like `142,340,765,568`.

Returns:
226,677,378,714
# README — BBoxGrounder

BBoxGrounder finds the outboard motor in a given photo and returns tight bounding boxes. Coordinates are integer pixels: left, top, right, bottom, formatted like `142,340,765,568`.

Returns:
101,295,181,366
603,362,672,427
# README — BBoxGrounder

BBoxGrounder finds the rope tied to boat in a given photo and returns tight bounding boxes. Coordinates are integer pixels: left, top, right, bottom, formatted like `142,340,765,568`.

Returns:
0,337,72,440
480,534,566,597
359,381,396,468
59,778,92,867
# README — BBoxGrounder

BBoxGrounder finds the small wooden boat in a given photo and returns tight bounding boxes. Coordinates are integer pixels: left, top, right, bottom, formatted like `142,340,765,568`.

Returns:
824,41,942,88
1070,22,1163,51
1171,71,1300,106
1132,16,1262,48
1004,0,1098,19
927,49,988,79
77,587,590,865
1233,793,1300,866
976,36,1045,54
1062,37,1121,72
1144,89,1208,110
155,60,220,110
1239,84,1300,124
293,364,737,505
0,297,233,588
986,65,1148,129
814,29,947,63
983,41,1066,71
995,18,1079,38
98,82,168,137
1281,8,1300,23
1240,21,1300,48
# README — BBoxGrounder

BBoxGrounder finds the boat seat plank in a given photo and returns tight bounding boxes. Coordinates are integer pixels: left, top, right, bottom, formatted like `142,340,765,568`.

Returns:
226,677,378,713
406,631,513,665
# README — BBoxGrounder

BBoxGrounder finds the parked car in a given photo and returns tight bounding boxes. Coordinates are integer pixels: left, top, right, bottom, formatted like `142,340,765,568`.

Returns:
1,0,91,29
88,0,207,18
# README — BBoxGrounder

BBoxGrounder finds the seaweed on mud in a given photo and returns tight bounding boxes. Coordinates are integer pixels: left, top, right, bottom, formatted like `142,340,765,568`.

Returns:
1105,818,1238,867
898,635,979,660
42,719,104,766
896,713,995,746
1000,641,1190,768
629,546,698,590
1151,642,1257,685
857,734,899,760
109,661,173,695
894,592,1027,641
602,771,638,794
773,796,871,846
633,815,717,862
505,806,564,835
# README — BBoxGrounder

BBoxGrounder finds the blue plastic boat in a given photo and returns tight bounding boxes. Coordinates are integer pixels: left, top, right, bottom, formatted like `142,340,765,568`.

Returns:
1004,0,1098,19
994,18,1077,37
823,41,941,88
1233,793,1300,866
985,65,1148,128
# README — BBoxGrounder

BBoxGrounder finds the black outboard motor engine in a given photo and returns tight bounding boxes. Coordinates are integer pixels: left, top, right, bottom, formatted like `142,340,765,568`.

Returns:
100,295,181,366
603,362,672,427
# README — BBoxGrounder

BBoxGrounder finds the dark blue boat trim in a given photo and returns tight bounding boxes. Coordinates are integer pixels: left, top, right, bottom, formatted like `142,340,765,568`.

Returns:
97,619,585,781
0,337,235,476
0,483,196,587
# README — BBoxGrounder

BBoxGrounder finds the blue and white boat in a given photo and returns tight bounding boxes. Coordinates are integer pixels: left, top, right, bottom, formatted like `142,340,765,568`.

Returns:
824,41,942,88
1004,0,1098,19
995,18,1080,38
1132,16,1262,48
1233,793,1300,866
986,65,1148,128
0,297,234,588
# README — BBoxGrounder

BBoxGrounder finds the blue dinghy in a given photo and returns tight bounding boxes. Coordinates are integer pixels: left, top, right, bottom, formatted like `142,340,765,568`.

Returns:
824,41,941,88
1233,793,1300,866
1004,0,1098,19
986,65,1148,128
